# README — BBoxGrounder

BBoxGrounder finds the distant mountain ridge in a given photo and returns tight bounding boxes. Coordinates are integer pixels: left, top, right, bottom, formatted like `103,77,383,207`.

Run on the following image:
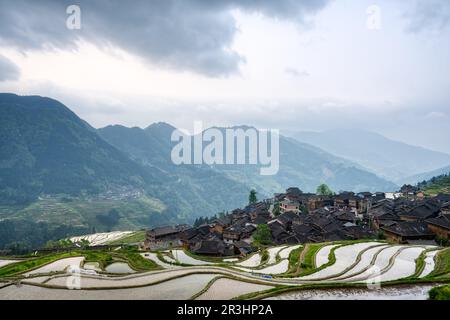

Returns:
0,93,157,204
404,165,450,186
0,93,403,249
99,124,398,195
290,128,450,183
1,93,397,227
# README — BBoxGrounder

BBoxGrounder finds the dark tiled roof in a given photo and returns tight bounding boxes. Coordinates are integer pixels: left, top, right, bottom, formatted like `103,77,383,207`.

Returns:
441,201,450,210
148,224,190,237
401,203,440,220
426,215,450,230
234,241,252,250
192,240,225,255
336,211,357,222
435,194,450,203
382,221,434,237
179,228,199,240
277,211,299,224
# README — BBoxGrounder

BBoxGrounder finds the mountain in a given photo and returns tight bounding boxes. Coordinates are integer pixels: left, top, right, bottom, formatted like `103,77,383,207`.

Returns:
0,93,157,205
98,123,251,218
99,124,398,195
402,165,450,186
289,128,450,183
0,94,398,249
418,172,450,195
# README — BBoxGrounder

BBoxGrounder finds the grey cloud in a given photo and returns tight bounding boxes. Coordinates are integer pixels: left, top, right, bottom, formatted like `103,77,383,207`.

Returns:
0,54,19,81
0,0,330,76
405,0,450,33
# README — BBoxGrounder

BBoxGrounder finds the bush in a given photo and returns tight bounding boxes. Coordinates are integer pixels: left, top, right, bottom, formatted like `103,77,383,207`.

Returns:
253,224,272,245
429,285,450,300
436,236,449,247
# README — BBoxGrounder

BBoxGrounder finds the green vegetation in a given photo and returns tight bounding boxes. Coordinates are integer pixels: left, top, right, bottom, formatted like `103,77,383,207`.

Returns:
418,172,450,195
0,247,159,278
377,230,386,240
316,184,335,196
435,236,449,247
273,202,280,216
248,189,258,205
301,243,323,270
429,248,450,278
0,252,80,277
108,231,146,245
287,246,303,273
117,247,158,271
253,224,272,246
429,285,450,300
260,249,269,264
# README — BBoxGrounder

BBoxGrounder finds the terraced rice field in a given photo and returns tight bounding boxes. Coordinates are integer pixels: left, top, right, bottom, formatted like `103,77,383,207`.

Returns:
236,259,290,275
266,284,437,300
279,245,302,259
171,250,214,265
298,242,383,280
70,231,133,246
377,247,425,282
1,274,217,300
315,245,339,268
236,253,262,267
419,250,439,278
343,246,404,282
196,278,274,300
105,262,136,274
24,257,85,276
266,246,288,264
0,260,18,268
333,245,390,280
0,241,446,300
83,262,102,272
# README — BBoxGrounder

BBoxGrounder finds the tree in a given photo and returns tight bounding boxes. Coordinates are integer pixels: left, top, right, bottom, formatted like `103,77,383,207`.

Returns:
316,184,334,196
377,230,386,240
253,224,272,245
273,202,281,216
249,189,258,205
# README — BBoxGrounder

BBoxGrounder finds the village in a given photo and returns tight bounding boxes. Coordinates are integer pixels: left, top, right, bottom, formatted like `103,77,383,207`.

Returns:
144,185,450,257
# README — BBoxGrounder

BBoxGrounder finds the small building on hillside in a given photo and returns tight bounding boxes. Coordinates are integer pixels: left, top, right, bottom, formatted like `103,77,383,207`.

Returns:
441,202,450,215
280,199,301,214
192,240,233,256
399,201,440,222
381,221,435,244
145,224,191,249
426,215,450,240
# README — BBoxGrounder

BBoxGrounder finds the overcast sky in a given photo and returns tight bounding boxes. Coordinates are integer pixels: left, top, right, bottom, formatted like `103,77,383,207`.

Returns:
1,0,450,153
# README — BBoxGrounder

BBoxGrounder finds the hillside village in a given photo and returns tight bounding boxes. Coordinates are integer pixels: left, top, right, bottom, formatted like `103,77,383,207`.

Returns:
144,186,450,257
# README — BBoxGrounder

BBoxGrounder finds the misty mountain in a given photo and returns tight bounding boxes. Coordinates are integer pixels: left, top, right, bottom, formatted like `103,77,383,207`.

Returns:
289,128,450,183
402,165,450,186
99,124,398,194
0,93,157,205
0,94,401,249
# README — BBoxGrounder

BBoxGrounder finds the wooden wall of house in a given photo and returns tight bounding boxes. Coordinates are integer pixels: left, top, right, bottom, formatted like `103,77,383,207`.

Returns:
428,224,450,239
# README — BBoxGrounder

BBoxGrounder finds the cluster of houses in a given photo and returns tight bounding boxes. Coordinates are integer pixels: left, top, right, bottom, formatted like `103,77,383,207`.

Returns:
144,186,450,257
369,193,450,243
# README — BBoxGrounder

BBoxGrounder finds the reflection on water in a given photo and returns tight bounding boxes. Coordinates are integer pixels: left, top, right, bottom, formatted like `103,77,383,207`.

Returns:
266,285,436,300
105,262,135,274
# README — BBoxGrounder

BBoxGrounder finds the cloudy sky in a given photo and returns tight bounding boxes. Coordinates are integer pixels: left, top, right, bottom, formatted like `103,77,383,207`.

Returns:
1,0,450,153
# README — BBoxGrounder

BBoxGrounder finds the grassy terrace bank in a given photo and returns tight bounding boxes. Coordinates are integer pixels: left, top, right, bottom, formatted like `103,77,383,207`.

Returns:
0,247,159,277
107,231,146,245
1,240,449,301
428,248,450,278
